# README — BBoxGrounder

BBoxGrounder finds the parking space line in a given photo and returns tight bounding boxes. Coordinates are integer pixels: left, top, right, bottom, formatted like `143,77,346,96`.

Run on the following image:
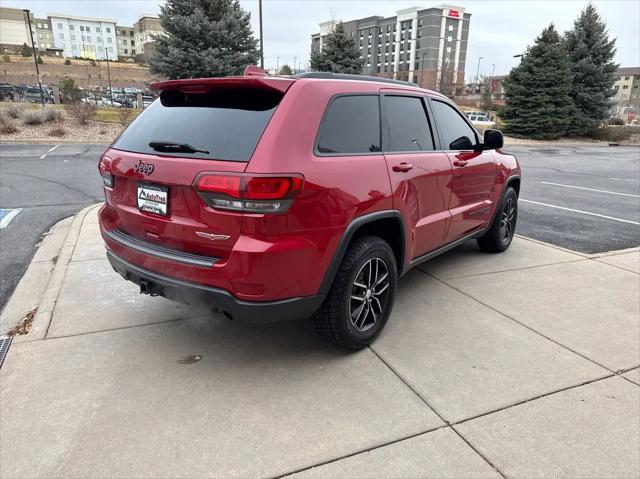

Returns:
0,208,22,228
39,144,60,159
541,181,640,198
520,199,640,225
609,177,640,183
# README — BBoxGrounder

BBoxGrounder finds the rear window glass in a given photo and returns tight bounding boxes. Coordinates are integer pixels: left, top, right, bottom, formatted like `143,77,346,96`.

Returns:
316,95,381,154
112,87,283,162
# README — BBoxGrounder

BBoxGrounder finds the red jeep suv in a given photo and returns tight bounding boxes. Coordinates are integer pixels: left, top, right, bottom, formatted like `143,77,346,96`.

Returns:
99,68,521,349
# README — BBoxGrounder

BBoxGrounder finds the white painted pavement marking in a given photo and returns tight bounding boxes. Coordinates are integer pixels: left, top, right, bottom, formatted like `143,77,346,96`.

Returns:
0,209,23,229
520,199,640,226
541,181,640,198
609,177,640,183
39,144,60,159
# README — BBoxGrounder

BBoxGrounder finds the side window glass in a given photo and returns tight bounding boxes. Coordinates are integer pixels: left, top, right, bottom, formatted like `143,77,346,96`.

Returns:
431,100,477,150
317,96,381,154
385,96,434,151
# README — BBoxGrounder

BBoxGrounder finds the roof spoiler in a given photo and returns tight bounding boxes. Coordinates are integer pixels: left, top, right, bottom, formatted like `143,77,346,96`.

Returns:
150,66,294,94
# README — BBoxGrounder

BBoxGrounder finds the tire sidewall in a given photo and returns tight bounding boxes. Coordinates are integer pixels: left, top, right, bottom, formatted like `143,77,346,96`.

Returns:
499,188,518,248
339,241,397,346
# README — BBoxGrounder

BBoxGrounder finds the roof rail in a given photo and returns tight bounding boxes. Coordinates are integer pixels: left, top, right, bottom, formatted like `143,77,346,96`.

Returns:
292,72,418,87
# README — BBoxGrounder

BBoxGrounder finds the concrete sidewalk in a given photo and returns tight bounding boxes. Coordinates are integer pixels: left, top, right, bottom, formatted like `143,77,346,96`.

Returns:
1,204,638,479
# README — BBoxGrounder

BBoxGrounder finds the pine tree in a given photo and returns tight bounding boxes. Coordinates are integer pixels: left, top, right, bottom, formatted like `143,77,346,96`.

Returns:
565,3,618,136
501,24,574,140
278,64,293,75
149,0,259,79
310,22,363,74
21,43,32,57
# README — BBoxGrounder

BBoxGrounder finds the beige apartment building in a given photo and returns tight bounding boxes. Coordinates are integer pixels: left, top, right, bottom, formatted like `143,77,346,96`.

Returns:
134,14,163,58
116,26,136,59
613,67,640,106
0,7,31,54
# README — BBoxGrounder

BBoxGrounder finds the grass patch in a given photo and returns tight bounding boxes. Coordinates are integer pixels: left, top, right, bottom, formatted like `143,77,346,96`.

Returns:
48,126,67,137
93,106,141,124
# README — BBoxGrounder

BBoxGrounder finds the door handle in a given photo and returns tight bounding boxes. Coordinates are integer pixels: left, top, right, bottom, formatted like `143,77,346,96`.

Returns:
453,160,468,167
393,163,414,172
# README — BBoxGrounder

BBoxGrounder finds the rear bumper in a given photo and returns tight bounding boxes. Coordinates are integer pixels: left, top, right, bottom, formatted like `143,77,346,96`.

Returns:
107,251,325,322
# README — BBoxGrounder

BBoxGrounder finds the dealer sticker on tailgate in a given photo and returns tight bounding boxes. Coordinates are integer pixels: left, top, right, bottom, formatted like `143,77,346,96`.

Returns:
137,184,168,216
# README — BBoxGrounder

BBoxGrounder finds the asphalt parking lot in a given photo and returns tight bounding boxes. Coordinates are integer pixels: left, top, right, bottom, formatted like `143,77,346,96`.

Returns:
507,145,640,253
0,143,638,309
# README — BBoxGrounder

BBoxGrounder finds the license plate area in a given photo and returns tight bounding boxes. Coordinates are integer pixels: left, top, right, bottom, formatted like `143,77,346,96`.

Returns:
137,183,169,216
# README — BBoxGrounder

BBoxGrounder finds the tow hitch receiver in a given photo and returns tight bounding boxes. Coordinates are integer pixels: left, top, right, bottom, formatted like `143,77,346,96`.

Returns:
139,278,162,297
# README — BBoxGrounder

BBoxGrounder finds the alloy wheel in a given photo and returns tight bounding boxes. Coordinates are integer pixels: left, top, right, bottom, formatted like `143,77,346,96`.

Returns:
500,197,516,241
349,257,390,332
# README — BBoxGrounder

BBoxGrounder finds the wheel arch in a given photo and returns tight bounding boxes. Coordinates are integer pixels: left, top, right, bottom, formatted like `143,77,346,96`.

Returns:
318,210,406,296
506,175,521,196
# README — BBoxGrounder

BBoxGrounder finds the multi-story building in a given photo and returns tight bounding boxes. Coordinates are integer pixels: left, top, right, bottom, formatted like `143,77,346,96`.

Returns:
0,7,31,54
48,13,118,60
116,26,136,59
613,67,640,106
311,5,470,93
134,14,163,58
34,17,53,51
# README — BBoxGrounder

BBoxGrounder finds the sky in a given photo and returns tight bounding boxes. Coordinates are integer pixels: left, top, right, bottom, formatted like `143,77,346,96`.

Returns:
6,0,640,80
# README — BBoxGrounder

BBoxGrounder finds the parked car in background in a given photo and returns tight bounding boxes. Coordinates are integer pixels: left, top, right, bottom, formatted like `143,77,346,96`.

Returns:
141,94,155,108
98,68,521,349
23,87,54,104
0,84,18,101
468,114,495,127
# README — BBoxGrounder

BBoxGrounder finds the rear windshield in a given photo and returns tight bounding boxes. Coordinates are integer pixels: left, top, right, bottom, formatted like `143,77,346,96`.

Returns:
112,87,283,162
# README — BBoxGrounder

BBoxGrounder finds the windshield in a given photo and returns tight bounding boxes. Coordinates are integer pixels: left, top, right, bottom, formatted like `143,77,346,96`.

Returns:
112,87,283,162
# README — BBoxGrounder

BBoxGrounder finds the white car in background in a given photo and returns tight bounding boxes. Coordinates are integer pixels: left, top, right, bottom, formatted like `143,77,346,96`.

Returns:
468,114,495,127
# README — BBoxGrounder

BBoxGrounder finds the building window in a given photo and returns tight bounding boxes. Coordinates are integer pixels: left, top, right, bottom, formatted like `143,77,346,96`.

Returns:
69,24,73,30
634,85,639,89
106,27,111,33
86,36,91,42
97,37,102,42
72,44,78,50
57,22,63,29
108,46,113,52
37,22,42,28
623,85,629,89
80,25,84,31
107,37,112,43
81,35,86,41
71,34,76,40
86,26,90,32
59,33,64,39
47,43,51,48
124,48,128,54
98,46,103,52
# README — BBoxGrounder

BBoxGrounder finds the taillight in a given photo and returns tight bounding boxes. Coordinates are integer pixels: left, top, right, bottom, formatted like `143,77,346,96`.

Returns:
98,155,114,188
195,174,303,213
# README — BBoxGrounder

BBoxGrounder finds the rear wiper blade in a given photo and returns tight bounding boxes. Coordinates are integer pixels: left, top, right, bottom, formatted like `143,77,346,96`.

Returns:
149,141,209,154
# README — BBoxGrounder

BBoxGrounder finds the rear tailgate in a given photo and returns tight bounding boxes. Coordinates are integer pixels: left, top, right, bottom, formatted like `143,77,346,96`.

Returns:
100,76,295,260
102,148,246,259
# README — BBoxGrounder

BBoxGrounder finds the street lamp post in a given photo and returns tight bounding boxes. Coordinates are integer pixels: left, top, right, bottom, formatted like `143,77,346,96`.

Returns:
258,0,264,69
22,9,45,107
276,56,279,73
475,56,483,94
293,56,297,74
105,49,113,107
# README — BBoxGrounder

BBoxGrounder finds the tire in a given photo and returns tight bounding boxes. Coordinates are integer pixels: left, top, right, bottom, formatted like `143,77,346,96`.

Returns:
477,186,518,253
313,235,398,350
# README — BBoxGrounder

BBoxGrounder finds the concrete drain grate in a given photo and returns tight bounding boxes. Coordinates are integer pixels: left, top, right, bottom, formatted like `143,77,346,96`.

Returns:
0,336,13,369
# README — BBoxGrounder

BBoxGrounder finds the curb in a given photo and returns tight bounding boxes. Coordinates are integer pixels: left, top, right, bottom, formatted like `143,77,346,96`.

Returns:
11,203,102,343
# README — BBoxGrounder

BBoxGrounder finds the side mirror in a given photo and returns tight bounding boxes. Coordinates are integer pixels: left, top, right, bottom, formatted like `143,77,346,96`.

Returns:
483,129,503,150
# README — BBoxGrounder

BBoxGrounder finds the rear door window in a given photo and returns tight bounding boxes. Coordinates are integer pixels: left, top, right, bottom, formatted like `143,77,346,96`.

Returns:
385,95,435,152
316,95,381,154
112,87,283,162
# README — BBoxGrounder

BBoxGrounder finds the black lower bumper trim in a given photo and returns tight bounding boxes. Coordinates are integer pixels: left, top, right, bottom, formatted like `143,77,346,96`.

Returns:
107,251,325,322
